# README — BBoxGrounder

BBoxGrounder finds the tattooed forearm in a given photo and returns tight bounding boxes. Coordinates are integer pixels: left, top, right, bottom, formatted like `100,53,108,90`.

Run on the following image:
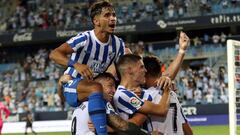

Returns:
108,114,129,130
107,114,149,135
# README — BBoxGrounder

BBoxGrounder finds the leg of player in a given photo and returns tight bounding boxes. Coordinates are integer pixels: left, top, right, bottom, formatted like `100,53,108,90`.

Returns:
77,80,107,135
61,76,108,135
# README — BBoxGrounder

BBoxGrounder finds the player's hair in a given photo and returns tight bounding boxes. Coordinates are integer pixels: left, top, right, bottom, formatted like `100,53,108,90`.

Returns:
143,55,162,78
90,1,114,23
94,72,116,83
116,54,142,76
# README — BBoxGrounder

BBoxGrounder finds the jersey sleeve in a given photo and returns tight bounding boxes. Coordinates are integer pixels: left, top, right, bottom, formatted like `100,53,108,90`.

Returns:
66,33,87,52
115,90,144,114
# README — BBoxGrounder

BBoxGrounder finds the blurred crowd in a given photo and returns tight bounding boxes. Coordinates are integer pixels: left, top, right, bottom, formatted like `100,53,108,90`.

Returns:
177,65,228,105
0,49,63,114
0,0,239,33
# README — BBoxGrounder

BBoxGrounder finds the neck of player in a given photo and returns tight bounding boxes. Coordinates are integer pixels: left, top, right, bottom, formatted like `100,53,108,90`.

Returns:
120,79,140,90
94,29,110,43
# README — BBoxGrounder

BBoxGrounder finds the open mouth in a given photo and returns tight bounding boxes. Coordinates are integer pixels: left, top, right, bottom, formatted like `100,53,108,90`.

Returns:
109,24,115,29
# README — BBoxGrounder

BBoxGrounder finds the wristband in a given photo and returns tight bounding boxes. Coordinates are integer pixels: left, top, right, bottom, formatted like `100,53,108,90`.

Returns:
179,49,186,54
68,59,77,67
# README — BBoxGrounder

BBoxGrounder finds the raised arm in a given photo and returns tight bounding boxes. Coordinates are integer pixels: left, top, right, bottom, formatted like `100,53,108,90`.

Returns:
49,43,74,67
163,31,190,79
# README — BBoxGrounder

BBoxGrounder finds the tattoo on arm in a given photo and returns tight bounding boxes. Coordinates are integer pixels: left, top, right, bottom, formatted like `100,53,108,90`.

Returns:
107,114,149,135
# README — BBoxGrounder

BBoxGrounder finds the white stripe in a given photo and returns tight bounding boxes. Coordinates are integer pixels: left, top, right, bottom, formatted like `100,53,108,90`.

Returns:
64,87,77,93
72,69,78,78
64,67,71,75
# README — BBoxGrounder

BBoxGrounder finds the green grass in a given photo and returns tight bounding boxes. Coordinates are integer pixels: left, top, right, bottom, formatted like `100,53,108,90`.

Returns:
192,125,229,135
2,125,233,135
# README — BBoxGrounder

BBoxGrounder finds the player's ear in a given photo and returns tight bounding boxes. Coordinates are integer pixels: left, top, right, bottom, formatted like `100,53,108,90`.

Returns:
126,66,134,75
93,16,100,26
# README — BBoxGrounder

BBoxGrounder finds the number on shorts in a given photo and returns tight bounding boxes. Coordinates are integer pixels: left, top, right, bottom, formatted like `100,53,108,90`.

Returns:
71,117,77,135
170,103,177,132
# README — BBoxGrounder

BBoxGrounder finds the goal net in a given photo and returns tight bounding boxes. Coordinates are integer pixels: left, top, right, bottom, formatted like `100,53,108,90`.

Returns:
227,39,240,135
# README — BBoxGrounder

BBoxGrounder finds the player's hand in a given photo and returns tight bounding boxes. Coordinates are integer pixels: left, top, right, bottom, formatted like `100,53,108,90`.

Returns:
88,121,96,133
59,75,72,85
163,85,171,94
151,131,164,135
73,63,93,80
156,76,172,90
179,31,190,51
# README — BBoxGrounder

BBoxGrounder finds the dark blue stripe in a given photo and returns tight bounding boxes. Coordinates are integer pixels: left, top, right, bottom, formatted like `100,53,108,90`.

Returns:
94,42,100,60
148,95,153,101
117,39,124,60
110,35,116,61
118,87,128,91
68,67,74,76
140,91,145,99
70,34,86,48
118,97,137,113
102,45,109,63
104,35,116,71
122,90,137,98
74,46,84,61
117,108,125,113
82,32,92,64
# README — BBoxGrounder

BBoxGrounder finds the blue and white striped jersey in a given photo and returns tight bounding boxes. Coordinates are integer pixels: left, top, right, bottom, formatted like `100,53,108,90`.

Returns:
113,85,146,120
64,30,125,78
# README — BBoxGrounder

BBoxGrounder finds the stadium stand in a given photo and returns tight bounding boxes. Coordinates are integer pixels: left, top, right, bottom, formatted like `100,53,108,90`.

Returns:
0,0,239,33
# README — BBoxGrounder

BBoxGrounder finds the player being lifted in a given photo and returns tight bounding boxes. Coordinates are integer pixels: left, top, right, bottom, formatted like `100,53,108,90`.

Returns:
50,1,127,135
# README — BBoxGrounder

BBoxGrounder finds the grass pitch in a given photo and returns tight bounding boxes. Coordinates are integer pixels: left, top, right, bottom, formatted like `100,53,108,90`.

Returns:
3,125,232,135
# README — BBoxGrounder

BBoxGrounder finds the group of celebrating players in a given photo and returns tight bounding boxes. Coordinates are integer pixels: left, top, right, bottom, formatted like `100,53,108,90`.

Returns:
49,1,193,135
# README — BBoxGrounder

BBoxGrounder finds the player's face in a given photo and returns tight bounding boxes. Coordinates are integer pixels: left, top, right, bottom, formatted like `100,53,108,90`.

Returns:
101,78,116,102
131,60,147,85
96,7,117,34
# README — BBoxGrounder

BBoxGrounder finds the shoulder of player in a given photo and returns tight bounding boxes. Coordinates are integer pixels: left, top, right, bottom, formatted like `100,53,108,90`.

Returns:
115,86,138,98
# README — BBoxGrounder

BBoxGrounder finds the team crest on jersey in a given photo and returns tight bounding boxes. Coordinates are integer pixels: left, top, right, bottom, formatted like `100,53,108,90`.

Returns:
129,97,141,108
90,60,107,73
